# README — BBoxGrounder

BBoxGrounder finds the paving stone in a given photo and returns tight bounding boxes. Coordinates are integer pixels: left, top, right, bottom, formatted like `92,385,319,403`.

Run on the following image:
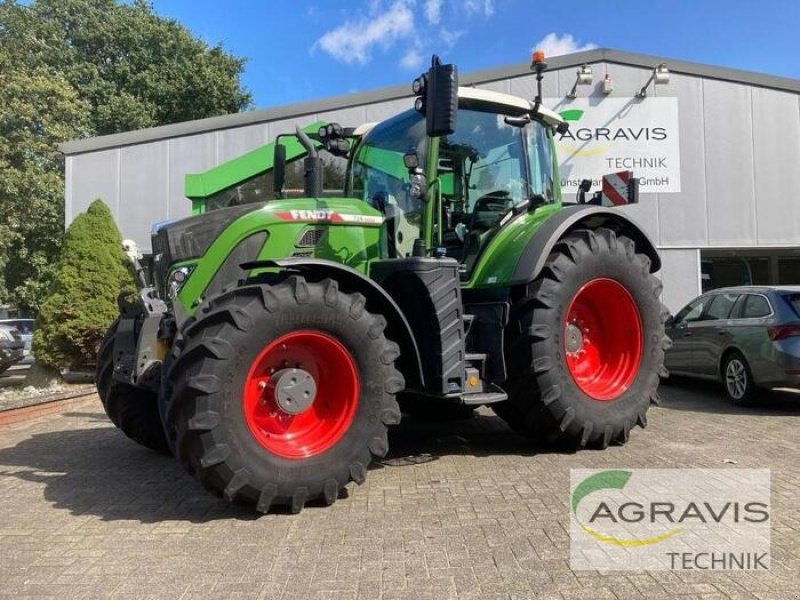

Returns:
0,385,798,599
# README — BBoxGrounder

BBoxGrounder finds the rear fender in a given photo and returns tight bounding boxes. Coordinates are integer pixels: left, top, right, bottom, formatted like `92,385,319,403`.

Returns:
511,205,661,285
243,258,425,389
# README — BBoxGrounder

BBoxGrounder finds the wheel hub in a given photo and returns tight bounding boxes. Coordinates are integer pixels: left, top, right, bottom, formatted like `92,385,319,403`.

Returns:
565,322,585,354
273,368,317,415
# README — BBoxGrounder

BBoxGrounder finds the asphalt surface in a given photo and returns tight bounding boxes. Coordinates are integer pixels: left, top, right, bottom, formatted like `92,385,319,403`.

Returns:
0,380,798,599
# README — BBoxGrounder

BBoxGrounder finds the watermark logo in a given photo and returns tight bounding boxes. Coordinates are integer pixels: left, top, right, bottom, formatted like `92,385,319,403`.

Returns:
570,469,770,571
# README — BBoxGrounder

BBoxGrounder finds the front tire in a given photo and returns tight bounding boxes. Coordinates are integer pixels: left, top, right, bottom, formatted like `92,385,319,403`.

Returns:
165,276,404,513
495,228,668,448
96,319,169,453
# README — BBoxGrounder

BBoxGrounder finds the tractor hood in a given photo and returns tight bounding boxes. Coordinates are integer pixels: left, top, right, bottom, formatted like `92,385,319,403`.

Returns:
160,197,386,312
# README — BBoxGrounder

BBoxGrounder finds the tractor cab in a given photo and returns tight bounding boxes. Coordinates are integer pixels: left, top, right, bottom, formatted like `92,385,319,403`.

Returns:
349,86,565,275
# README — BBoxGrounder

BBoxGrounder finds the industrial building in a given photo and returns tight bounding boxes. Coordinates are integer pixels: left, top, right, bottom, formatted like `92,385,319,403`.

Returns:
60,48,800,312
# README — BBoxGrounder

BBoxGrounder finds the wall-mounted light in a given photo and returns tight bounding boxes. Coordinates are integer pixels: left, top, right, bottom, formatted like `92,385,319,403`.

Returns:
636,63,670,98
602,73,614,95
567,64,593,99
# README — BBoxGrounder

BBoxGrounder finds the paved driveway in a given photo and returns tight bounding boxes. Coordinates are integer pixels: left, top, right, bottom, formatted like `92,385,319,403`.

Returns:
0,382,798,599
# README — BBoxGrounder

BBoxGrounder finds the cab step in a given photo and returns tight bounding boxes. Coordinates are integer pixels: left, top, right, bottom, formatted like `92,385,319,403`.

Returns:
461,391,508,405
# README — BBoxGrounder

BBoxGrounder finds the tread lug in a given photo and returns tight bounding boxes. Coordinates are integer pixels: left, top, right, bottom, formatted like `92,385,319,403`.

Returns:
224,469,250,502
323,479,339,505
579,422,593,448
349,462,366,485
291,487,308,514
200,444,230,468
559,407,575,431
188,410,220,431
257,483,278,513
368,434,389,458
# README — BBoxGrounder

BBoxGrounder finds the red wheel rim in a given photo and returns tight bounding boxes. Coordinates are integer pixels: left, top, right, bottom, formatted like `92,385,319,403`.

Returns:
564,278,643,401
243,330,360,459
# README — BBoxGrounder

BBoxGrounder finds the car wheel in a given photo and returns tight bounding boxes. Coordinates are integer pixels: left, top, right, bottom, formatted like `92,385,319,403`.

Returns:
723,351,756,406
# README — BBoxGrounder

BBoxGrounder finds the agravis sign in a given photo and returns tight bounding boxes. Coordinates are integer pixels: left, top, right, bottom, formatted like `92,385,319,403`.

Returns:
550,97,681,194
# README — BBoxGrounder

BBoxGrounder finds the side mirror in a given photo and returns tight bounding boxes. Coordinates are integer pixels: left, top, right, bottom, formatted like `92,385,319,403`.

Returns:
273,143,286,199
665,314,675,327
413,55,458,138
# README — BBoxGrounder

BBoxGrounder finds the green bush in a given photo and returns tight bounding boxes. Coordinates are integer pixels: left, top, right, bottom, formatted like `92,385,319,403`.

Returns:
33,199,135,370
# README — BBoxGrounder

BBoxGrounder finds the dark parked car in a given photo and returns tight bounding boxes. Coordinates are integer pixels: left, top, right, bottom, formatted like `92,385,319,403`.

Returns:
665,286,800,404
0,318,34,359
0,323,25,375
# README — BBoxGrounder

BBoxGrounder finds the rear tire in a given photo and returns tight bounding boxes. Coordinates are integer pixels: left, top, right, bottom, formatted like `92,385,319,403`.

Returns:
722,351,756,406
495,228,668,448
165,276,404,513
96,319,170,453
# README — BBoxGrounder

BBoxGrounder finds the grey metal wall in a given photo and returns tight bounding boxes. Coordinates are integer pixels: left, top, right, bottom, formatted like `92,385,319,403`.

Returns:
64,59,800,312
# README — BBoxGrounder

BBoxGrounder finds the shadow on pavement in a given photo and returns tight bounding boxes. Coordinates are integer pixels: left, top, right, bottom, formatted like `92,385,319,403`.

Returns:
658,377,800,416
0,406,562,522
0,409,260,523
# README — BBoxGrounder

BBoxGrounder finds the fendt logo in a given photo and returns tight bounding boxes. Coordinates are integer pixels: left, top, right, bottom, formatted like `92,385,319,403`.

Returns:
569,469,771,571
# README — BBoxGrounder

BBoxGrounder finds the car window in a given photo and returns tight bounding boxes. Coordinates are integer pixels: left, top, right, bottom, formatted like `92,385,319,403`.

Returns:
781,293,800,318
741,295,771,319
703,293,739,321
1,320,33,334
14,321,33,334
729,295,747,319
674,298,707,324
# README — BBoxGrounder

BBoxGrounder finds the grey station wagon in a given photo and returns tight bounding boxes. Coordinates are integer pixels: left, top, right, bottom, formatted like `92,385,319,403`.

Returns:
665,286,800,404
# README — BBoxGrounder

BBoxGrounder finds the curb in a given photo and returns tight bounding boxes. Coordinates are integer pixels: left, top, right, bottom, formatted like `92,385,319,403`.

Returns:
0,390,98,428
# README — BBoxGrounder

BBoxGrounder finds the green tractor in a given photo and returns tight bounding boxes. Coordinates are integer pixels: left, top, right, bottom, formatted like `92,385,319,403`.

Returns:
97,55,668,513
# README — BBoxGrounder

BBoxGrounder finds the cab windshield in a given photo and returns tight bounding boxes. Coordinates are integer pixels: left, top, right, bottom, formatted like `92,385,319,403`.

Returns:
349,107,557,264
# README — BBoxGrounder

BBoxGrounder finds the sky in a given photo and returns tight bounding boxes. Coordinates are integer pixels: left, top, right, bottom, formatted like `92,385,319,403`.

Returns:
150,0,800,109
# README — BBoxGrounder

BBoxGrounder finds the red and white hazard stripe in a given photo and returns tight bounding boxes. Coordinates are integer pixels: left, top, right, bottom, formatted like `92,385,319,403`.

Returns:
601,170,632,206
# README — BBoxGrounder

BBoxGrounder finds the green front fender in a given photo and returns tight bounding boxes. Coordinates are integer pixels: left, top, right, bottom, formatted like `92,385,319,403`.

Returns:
465,203,661,289
464,203,562,289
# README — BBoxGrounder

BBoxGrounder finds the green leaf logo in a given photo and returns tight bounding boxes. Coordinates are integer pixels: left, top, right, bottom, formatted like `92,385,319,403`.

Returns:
560,109,584,122
572,470,683,547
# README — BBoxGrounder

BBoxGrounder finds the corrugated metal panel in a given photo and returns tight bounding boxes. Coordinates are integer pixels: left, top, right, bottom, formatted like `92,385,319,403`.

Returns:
119,141,169,253
68,149,120,223
703,79,757,245
751,88,800,245
167,132,218,221
659,248,701,312
218,123,268,162
657,73,707,246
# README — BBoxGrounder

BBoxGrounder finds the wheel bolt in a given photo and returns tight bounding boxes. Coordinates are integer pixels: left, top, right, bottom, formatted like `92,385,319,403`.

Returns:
258,381,267,390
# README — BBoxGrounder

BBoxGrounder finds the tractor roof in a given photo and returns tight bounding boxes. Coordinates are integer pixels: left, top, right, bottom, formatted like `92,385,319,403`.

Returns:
457,87,565,127
354,87,565,138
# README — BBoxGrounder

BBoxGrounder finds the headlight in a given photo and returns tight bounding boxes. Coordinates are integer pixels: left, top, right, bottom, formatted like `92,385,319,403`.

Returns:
0,329,10,341
168,266,194,301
